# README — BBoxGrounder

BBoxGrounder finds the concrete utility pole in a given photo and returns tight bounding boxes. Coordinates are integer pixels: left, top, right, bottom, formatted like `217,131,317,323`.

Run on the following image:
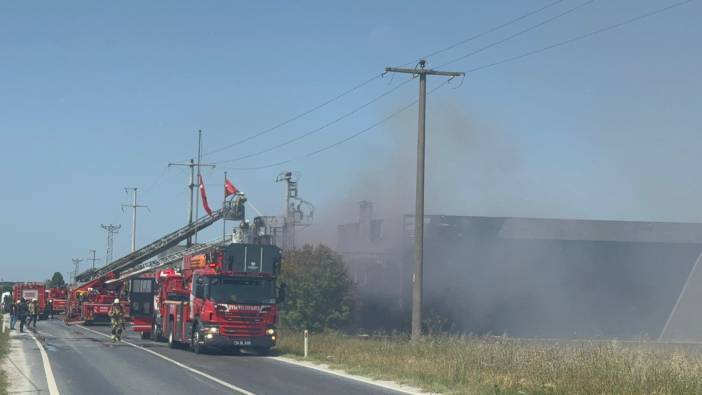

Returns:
169,155,215,247
100,224,121,263
87,249,101,269
384,60,464,341
122,187,149,253
71,258,84,283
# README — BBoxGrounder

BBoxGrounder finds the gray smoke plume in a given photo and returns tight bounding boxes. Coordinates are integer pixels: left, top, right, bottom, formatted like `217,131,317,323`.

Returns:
298,101,697,338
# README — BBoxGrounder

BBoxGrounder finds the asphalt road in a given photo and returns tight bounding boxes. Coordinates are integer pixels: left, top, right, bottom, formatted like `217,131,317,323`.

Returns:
34,319,412,395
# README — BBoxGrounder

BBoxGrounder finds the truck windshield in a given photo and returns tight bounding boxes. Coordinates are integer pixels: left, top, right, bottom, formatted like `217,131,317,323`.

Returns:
208,277,275,304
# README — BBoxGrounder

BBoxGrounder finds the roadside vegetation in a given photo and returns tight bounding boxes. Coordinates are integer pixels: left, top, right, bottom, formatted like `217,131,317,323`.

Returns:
279,245,702,394
278,331,702,395
0,316,9,395
279,245,355,331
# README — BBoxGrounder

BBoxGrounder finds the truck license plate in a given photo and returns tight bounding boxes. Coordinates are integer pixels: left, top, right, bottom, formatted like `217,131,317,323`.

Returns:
232,340,251,346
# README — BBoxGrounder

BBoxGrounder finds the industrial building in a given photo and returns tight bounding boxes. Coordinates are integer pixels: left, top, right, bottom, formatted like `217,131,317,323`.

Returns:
338,202,702,340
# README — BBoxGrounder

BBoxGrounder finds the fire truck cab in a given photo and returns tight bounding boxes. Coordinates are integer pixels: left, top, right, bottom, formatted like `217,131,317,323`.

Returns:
152,243,284,354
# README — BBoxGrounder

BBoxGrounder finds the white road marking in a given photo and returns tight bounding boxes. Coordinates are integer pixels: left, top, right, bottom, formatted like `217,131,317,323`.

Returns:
78,325,255,395
269,356,430,395
29,331,61,395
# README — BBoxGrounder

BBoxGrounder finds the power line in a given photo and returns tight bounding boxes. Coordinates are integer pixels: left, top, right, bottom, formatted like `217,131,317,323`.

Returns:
200,73,385,159
223,79,453,171
213,1,594,166
219,0,695,171
186,0,574,161
402,0,567,66
142,165,170,193
436,0,598,68
461,0,695,73
213,76,415,165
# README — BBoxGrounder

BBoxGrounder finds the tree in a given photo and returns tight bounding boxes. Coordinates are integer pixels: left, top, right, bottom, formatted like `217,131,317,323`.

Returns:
279,244,355,331
47,272,66,288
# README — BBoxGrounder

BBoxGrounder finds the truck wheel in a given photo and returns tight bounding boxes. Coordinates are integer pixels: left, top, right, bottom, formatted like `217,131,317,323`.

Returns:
153,323,164,342
168,325,177,349
191,324,204,354
140,331,151,340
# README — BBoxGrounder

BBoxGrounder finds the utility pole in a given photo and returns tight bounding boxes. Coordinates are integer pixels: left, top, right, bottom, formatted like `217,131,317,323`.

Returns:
277,171,297,251
384,60,464,341
169,157,215,247
100,224,121,263
275,171,314,251
122,187,149,252
223,171,228,241
194,130,204,244
71,258,84,284
87,249,101,269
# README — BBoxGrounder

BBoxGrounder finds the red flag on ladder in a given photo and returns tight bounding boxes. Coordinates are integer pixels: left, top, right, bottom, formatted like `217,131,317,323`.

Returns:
199,175,213,216
225,178,238,197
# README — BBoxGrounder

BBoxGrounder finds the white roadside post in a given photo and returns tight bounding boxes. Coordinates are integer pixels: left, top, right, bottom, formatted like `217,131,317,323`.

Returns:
304,329,309,358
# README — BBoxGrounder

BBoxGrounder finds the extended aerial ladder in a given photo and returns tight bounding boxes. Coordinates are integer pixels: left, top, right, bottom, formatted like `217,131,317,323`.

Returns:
104,236,228,284
76,208,225,283
66,208,226,325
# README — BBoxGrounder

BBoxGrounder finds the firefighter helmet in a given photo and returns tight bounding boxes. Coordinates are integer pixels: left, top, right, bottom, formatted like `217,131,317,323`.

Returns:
113,298,120,304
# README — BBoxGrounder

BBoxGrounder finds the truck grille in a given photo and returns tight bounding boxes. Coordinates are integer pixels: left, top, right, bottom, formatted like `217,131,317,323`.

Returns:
221,311,265,336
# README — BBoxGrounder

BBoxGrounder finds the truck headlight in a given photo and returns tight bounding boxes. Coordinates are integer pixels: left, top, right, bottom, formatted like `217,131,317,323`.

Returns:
266,328,275,335
208,327,219,334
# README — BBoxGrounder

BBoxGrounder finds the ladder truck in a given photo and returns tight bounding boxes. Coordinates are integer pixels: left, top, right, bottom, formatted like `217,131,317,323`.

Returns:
66,208,227,325
149,243,284,354
46,287,68,315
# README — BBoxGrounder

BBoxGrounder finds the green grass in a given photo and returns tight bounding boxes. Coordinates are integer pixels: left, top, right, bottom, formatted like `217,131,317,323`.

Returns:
0,316,8,395
277,330,702,395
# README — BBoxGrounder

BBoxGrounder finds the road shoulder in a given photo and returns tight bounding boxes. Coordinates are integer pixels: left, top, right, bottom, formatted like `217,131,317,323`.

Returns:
1,314,50,394
270,355,433,395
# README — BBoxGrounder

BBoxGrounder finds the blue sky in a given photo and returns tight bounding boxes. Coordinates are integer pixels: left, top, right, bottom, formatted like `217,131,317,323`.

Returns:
1,0,700,281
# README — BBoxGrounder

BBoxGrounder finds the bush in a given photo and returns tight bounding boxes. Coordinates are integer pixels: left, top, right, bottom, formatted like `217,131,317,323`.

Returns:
279,244,355,331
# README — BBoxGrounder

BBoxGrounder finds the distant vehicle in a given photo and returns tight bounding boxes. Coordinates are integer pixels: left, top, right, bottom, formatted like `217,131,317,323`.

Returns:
136,243,284,354
1,291,11,313
65,275,129,325
46,287,68,314
13,283,49,319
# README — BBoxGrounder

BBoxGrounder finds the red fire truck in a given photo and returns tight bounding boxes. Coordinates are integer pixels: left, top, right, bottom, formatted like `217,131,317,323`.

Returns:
138,243,284,354
46,287,68,314
13,283,49,319
65,274,130,325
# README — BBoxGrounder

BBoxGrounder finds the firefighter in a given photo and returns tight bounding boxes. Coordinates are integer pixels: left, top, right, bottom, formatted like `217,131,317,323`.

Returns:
17,299,28,333
108,298,125,342
28,299,39,328
47,299,54,320
9,300,18,330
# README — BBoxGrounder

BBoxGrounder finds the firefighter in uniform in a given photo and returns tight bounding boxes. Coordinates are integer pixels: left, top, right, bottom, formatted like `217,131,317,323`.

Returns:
109,298,125,342
47,299,54,320
30,299,39,328
27,299,37,328
17,299,28,333
9,300,18,330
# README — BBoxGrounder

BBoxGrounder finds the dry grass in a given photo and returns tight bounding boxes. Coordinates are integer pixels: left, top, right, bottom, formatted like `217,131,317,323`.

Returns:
277,330,702,395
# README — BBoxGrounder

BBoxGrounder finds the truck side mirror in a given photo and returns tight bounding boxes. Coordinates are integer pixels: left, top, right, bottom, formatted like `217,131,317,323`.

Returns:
278,283,287,303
